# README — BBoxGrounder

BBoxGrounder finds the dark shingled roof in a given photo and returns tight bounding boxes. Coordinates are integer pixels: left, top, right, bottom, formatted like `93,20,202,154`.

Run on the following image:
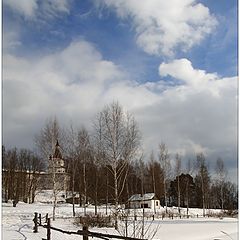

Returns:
53,140,62,159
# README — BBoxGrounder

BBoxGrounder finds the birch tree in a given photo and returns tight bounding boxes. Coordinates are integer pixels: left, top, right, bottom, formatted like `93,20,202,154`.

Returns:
77,127,92,216
175,153,181,214
149,152,156,196
35,117,65,160
148,152,157,214
185,158,194,216
195,153,210,217
93,102,141,229
215,158,228,210
158,143,171,213
92,141,105,215
35,117,65,221
65,125,79,216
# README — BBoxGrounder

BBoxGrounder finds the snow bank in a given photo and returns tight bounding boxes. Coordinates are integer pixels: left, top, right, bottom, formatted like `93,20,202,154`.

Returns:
2,200,238,240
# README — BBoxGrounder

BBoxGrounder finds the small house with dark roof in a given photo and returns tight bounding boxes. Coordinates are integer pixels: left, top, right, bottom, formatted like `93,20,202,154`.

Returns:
128,193,161,210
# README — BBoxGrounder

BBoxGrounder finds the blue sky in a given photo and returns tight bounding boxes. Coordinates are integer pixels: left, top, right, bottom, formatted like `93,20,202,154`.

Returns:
3,0,238,182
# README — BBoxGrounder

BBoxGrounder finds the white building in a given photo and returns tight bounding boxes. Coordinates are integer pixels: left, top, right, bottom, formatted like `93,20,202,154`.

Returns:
128,193,161,210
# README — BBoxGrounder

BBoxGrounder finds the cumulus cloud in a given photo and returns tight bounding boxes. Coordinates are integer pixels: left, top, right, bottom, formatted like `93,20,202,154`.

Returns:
2,39,157,147
159,59,218,86
158,58,236,98
97,0,217,56
3,40,237,181
138,59,237,172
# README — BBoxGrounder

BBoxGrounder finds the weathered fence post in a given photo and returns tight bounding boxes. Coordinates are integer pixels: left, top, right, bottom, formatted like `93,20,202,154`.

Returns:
83,225,89,240
39,213,42,225
125,217,128,237
33,212,38,233
47,218,51,240
45,213,48,223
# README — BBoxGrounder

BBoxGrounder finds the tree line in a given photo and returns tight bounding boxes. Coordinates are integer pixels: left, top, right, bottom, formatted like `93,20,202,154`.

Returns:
2,146,44,203
2,102,238,221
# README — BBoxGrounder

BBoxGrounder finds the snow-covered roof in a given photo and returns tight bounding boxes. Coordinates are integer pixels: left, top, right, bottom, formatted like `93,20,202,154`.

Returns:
65,192,80,199
128,193,156,202
34,190,66,203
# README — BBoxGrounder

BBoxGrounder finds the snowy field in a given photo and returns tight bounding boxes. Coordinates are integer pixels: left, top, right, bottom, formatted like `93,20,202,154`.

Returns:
2,201,238,240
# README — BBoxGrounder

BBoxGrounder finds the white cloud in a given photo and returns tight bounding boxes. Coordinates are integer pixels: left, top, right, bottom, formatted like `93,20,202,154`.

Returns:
98,0,217,56
4,0,38,18
3,0,70,19
158,58,236,98
39,0,70,19
3,40,156,146
3,30,21,52
159,59,218,86
3,40,237,181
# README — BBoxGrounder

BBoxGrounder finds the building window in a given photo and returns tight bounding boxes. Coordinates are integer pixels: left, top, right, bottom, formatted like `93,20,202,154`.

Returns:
141,203,149,208
156,201,158,206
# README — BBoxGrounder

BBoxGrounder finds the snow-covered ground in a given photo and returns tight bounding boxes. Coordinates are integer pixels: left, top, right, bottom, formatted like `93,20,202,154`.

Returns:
2,201,238,240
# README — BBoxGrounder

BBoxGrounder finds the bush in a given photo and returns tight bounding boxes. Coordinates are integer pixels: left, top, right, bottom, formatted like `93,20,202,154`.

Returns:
75,213,114,228
223,210,238,218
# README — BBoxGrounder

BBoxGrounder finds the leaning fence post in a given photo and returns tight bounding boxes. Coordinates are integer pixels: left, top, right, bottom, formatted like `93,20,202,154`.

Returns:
47,218,51,240
83,225,89,240
33,212,38,233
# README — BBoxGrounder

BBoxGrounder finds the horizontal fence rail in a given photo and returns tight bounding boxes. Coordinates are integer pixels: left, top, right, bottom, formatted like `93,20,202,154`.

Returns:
33,212,147,240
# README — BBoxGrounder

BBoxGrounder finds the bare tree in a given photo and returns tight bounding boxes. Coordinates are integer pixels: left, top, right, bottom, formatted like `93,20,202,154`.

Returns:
195,153,210,217
149,151,156,214
158,143,171,214
92,114,106,215
92,143,105,215
35,117,65,221
35,117,65,160
93,102,141,229
2,147,43,204
185,158,194,216
77,127,92,216
25,151,44,203
51,156,59,220
65,124,79,217
215,158,228,210
175,153,182,214
139,158,145,239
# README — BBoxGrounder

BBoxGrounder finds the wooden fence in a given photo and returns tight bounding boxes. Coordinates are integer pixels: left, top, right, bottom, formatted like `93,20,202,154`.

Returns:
33,212,147,240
